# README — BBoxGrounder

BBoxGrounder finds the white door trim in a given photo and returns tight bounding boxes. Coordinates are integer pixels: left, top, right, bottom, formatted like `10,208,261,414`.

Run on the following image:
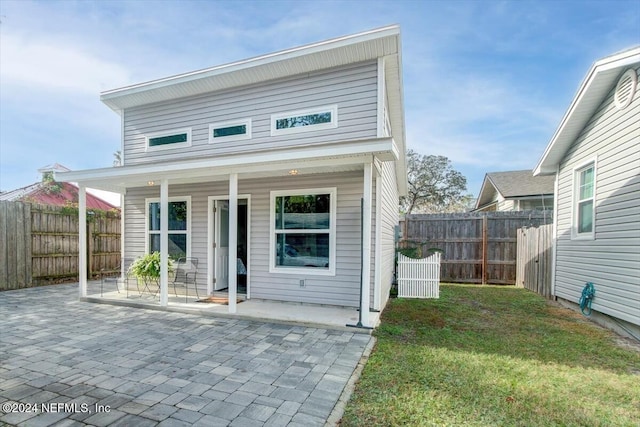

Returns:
207,194,251,297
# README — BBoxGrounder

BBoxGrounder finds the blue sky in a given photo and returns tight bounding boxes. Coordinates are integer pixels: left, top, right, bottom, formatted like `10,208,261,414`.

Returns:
1,0,639,203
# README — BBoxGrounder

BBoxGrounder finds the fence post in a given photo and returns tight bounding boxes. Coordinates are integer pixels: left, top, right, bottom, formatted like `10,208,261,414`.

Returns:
482,214,488,285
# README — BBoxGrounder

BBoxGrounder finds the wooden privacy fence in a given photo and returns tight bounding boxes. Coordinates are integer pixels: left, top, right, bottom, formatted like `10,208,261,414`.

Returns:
397,252,441,298
399,211,552,285
0,201,121,290
516,224,553,298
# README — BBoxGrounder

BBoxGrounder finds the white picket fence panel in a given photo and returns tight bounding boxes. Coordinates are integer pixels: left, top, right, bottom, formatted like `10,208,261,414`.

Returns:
397,252,441,298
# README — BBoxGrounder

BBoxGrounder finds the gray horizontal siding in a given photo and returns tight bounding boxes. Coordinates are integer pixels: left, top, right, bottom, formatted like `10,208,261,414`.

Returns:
123,61,379,165
245,172,363,307
378,160,399,310
554,66,640,326
123,171,366,307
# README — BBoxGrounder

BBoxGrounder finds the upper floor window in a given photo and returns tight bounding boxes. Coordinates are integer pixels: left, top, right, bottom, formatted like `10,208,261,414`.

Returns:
271,105,338,136
146,128,192,152
573,161,596,240
209,119,252,143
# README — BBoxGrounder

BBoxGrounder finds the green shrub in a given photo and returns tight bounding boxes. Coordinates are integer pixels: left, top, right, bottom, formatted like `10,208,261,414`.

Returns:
128,252,174,280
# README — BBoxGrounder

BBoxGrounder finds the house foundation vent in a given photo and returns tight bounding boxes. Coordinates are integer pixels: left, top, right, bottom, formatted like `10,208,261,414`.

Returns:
614,69,637,110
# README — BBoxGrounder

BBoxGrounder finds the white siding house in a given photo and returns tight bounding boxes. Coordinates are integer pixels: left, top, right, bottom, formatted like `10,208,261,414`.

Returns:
57,26,407,327
534,47,640,337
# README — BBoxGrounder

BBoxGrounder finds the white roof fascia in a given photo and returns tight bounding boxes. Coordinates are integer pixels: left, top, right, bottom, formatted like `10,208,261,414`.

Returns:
474,175,495,210
56,137,397,191
101,25,401,112
534,47,640,176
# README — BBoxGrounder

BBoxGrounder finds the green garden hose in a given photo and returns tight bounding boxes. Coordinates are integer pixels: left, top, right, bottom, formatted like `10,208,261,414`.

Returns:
579,282,595,316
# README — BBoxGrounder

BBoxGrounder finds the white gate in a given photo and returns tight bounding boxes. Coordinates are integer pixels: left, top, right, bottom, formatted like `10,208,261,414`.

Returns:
397,252,441,298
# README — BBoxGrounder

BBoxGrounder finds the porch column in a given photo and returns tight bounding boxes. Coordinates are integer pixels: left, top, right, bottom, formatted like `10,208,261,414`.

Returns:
361,162,373,327
160,179,169,306
228,173,238,314
78,185,87,298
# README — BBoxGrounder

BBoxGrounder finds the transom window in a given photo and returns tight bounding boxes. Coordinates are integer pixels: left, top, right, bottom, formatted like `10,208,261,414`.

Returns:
270,188,336,275
573,162,596,239
146,197,191,258
209,119,251,143
270,105,338,136
145,128,192,151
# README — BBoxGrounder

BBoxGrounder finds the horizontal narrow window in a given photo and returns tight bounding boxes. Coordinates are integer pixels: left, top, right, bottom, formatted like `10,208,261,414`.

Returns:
276,112,331,130
271,105,338,136
209,119,251,143
149,133,187,147
145,128,192,151
214,125,246,138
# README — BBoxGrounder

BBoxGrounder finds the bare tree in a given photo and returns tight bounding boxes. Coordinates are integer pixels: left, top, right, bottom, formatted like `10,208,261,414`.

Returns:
113,151,122,167
402,150,471,214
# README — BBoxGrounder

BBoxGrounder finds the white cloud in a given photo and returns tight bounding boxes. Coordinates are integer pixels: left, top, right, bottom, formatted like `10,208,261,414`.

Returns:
0,34,131,94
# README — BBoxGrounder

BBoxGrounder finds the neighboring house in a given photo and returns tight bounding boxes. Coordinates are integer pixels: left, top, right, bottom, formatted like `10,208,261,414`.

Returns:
534,47,640,336
0,164,118,211
57,26,407,327
474,170,554,212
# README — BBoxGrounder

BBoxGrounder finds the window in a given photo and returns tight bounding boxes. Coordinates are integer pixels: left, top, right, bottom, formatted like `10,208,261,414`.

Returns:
573,162,596,239
146,197,191,258
209,119,252,143
271,105,338,136
270,188,336,275
145,128,192,151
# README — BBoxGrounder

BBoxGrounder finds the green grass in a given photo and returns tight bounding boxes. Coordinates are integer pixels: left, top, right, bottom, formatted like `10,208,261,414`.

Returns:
341,284,640,427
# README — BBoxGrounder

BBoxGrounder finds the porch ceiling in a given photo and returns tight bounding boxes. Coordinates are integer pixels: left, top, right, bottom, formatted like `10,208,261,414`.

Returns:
56,137,398,193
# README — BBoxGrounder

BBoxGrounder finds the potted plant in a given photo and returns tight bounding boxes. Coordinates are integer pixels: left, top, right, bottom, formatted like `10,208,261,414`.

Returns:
128,252,174,294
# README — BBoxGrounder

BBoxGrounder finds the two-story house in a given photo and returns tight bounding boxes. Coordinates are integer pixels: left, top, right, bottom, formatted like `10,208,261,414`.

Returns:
57,25,407,327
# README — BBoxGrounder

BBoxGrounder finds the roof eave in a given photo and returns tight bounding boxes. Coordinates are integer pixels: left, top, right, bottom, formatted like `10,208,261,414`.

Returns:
100,25,401,112
534,46,640,176
474,175,497,210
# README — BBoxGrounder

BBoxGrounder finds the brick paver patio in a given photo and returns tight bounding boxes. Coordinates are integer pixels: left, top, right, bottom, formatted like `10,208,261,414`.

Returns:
0,284,372,426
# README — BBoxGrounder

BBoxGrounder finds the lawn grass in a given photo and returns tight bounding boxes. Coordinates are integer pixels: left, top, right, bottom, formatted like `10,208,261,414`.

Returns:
341,284,640,427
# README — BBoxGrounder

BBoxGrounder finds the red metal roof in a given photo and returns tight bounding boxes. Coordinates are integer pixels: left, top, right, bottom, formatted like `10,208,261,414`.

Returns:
5,182,118,211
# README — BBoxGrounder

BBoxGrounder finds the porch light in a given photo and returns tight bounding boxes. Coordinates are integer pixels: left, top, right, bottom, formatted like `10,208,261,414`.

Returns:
147,181,155,186
288,169,299,175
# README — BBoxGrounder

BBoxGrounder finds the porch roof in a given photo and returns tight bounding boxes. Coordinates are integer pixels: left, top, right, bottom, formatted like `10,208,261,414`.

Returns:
56,136,399,193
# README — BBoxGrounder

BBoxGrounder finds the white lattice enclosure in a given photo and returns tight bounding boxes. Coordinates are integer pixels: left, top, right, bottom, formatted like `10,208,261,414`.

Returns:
397,252,441,298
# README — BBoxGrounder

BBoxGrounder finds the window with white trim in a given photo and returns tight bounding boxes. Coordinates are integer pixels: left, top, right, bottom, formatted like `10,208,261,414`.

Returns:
270,105,338,136
145,128,192,151
209,119,251,143
146,197,191,258
270,189,336,275
573,162,595,239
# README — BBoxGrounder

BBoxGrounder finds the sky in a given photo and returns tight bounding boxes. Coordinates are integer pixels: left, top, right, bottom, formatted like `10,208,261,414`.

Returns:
1,0,639,205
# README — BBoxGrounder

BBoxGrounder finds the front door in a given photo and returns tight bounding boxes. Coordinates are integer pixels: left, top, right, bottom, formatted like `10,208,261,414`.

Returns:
214,200,229,290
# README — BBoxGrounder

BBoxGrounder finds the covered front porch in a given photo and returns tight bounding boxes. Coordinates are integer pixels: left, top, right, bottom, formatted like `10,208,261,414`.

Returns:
83,280,380,331
58,138,400,329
